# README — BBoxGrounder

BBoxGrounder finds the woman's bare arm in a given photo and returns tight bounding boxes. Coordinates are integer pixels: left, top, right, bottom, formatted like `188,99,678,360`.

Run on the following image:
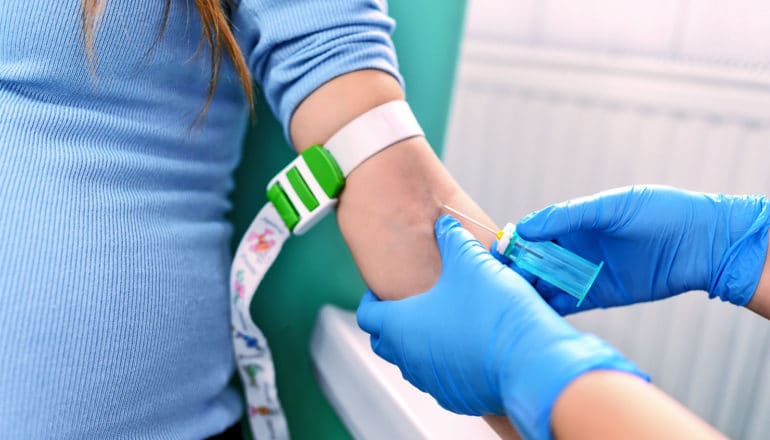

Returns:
290,69,516,438
290,69,495,299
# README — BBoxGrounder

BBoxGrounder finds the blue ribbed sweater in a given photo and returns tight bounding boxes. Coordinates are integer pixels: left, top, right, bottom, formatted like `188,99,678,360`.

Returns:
0,1,399,438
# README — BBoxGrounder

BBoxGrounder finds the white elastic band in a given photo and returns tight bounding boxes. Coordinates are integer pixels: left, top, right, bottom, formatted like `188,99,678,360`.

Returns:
325,101,424,176
231,100,424,438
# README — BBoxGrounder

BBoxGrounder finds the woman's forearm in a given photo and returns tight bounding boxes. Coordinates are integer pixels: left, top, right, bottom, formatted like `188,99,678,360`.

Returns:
290,70,515,437
290,70,496,299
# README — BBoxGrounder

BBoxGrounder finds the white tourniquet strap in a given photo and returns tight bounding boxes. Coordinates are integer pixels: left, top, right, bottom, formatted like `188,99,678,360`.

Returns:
230,100,424,439
230,203,291,439
325,101,424,176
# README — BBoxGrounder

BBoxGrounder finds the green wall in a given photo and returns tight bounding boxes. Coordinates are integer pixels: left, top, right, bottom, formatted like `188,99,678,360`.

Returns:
229,2,466,438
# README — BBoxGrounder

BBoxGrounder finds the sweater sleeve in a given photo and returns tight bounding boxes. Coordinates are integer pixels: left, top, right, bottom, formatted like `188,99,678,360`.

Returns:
231,0,404,143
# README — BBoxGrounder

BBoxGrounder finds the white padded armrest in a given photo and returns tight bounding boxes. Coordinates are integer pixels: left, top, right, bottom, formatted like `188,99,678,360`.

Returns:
310,305,498,440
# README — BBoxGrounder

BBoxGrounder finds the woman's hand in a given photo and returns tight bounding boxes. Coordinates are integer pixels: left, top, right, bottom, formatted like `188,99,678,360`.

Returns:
514,185,770,315
357,215,644,440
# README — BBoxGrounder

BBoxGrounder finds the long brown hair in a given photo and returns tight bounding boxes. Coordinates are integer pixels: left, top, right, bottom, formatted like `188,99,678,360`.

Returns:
80,0,253,123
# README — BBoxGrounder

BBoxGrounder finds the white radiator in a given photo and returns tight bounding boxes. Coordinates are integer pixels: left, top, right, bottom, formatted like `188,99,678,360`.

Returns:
443,39,770,438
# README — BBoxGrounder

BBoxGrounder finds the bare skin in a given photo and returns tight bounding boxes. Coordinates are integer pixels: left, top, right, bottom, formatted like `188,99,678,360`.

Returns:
747,237,770,319
552,371,725,440
291,70,495,298
290,70,516,438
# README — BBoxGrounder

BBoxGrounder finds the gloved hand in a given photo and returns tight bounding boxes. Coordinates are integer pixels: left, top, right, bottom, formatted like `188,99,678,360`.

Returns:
357,215,645,440
514,185,770,315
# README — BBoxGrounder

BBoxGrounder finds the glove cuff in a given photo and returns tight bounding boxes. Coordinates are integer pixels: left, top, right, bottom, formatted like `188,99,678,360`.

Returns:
499,333,648,440
710,196,770,306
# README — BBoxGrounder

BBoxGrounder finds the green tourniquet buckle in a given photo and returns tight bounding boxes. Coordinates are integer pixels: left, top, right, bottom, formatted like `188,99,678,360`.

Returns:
266,145,345,235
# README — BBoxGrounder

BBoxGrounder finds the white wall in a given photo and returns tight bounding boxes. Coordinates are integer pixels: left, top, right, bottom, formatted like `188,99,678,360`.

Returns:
444,2,770,438
466,0,770,68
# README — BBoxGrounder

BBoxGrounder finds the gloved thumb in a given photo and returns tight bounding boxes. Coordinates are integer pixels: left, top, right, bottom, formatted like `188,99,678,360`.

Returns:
518,188,634,241
356,290,387,338
434,214,488,266
516,205,565,241
357,290,398,362
516,197,597,241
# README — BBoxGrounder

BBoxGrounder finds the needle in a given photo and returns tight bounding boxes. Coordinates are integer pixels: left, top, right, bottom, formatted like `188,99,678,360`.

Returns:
442,204,499,237
443,205,543,257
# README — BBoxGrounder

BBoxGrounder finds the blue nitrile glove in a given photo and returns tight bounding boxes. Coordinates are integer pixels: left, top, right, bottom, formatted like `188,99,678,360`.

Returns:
515,185,770,315
357,215,646,440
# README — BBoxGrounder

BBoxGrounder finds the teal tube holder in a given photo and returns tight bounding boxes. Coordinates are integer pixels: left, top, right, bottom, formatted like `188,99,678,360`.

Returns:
497,223,603,306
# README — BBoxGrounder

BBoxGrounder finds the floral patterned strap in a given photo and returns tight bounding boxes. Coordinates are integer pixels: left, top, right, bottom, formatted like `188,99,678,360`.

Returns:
230,203,291,439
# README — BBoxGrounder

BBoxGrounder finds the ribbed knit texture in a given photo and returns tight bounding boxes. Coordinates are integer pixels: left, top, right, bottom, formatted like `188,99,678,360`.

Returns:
0,1,399,439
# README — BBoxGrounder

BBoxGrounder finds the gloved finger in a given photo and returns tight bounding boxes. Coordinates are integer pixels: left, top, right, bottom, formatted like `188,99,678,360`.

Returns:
356,290,387,338
529,276,561,302
547,292,584,316
503,258,537,284
524,274,596,316
516,187,636,241
537,282,598,316
435,214,489,265
357,290,402,364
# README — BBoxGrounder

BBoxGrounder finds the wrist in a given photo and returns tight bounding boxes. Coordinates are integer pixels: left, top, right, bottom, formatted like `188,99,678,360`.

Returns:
498,333,647,440
709,195,770,306
747,227,770,318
